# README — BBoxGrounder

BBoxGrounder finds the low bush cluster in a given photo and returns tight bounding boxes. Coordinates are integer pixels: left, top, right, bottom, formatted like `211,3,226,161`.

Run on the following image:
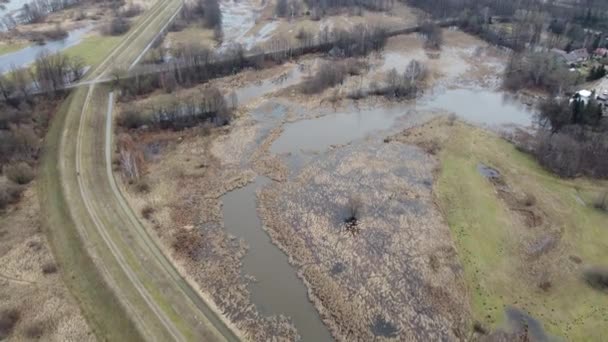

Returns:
118,87,233,130
300,59,366,94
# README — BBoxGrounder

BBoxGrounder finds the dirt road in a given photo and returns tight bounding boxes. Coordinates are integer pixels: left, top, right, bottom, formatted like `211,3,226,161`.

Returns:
39,0,241,340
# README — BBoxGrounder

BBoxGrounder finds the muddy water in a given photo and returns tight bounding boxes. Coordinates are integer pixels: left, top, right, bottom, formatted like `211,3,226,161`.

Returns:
220,47,535,340
219,0,278,50
222,177,333,342
419,88,534,127
0,25,92,70
235,67,302,105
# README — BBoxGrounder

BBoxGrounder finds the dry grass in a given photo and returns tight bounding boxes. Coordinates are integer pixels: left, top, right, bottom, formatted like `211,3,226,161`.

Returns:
0,185,92,341
258,142,470,341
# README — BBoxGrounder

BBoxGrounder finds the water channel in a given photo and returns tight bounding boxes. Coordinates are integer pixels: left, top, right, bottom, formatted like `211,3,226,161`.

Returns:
220,75,536,340
0,25,91,71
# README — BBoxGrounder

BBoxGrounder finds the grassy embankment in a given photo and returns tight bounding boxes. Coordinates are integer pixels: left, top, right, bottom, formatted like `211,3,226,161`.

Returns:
37,0,185,340
64,35,123,66
408,119,608,340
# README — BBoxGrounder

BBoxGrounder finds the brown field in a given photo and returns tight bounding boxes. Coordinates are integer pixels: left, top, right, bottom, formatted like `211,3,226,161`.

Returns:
0,182,92,341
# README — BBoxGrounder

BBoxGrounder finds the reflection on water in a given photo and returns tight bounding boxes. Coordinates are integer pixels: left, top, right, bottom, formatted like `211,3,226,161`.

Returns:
221,177,333,342
235,67,302,105
419,88,534,127
0,25,92,71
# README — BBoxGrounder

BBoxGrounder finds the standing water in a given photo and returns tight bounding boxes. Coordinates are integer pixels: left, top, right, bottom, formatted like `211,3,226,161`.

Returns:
0,25,92,71
221,177,334,342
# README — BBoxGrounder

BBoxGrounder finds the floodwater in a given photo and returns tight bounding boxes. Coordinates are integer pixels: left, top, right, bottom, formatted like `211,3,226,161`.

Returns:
0,0,27,20
221,177,333,342
419,88,534,127
219,50,536,341
219,0,278,50
0,25,91,71
235,66,302,105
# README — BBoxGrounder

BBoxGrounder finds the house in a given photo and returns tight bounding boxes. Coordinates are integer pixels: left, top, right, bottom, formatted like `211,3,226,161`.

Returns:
594,48,608,58
570,89,593,105
552,48,590,65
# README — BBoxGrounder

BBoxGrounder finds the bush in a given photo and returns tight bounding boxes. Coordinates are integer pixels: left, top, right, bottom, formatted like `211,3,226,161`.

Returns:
141,205,154,219
102,16,131,36
0,308,20,340
41,24,68,40
120,4,142,17
5,162,35,185
0,184,23,210
593,191,608,212
41,262,58,274
300,60,366,94
583,267,608,292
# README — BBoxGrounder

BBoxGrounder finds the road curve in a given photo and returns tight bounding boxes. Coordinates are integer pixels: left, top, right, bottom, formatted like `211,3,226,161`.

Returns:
41,0,243,340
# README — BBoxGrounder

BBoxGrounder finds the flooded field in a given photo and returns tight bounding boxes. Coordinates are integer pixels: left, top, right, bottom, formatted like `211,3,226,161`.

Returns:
125,27,542,341
0,25,91,70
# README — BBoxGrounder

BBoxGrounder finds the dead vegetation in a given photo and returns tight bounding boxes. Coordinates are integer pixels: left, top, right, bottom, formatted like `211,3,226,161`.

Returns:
116,124,300,340
0,186,92,341
258,142,470,340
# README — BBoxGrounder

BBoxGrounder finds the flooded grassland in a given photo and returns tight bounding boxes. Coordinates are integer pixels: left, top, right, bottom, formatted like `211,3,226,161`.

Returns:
117,27,543,341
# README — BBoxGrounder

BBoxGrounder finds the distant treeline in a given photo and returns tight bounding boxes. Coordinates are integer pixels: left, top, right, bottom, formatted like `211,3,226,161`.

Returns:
118,86,234,130
407,0,608,52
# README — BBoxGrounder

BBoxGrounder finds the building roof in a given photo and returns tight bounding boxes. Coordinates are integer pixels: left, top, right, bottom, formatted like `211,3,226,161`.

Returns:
551,48,589,63
595,48,608,56
577,89,592,98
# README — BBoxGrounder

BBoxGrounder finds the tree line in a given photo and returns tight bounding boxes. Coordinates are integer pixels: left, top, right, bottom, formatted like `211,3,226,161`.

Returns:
0,51,85,105
117,86,234,131
527,95,608,178
117,24,389,98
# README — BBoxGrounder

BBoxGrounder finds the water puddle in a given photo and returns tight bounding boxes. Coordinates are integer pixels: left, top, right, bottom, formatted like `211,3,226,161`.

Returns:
0,25,92,70
221,176,333,342
477,163,501,179
271,104,407,171
503,307,562,342
235,67,302,105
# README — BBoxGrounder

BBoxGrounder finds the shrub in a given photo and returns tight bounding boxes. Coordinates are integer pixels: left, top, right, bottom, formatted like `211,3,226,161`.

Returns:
134,179,150,193
24,323,44,339
120,4,142,17
5,162,35,185
300,60,366,94
41,24,68,40
583,267,608,292
141,205,154,219
41,262,58,274
0,308,20,340
102,16,130,36
593,191,608,212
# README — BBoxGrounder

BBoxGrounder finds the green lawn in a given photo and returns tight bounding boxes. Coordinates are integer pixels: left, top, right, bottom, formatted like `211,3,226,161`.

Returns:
432,121,608,340
64,35,123,66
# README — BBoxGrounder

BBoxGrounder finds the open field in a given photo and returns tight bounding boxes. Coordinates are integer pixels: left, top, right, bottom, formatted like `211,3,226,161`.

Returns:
396,118,608,340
